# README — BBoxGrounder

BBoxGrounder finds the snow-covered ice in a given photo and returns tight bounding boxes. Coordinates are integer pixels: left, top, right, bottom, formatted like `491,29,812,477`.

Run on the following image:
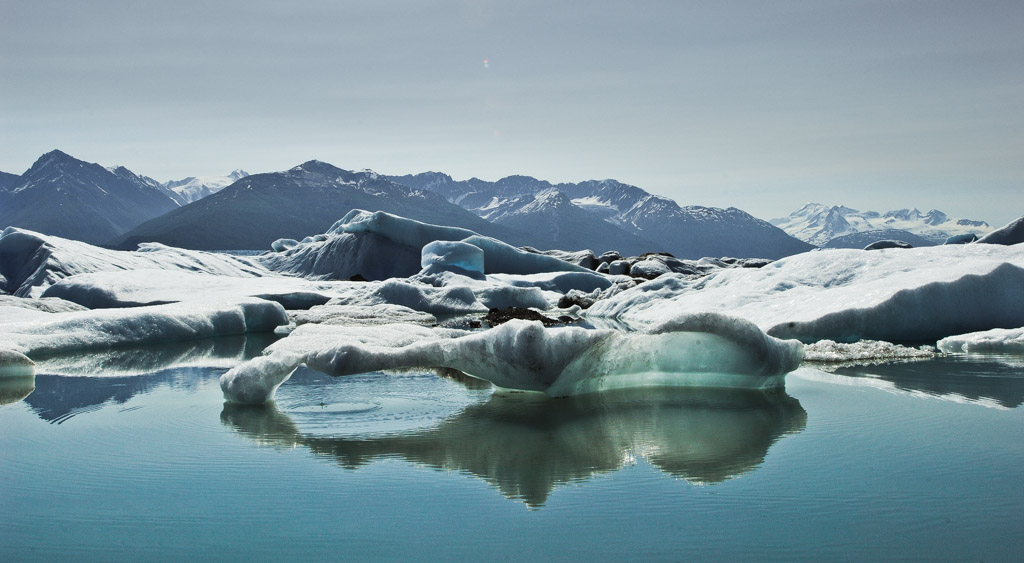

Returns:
586,244,1024,343
40,270,344,309
1,299,287,357
221,312,804,403
977,216,1024,246
0,227,270,297
258,210,591,281
937,327,1024,354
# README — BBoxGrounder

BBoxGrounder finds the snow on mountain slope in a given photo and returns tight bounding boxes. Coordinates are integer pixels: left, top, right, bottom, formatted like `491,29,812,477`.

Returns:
0,150,181,244
772,203,993,246
390,173,811,259
164,169,249,203
112,161,531,250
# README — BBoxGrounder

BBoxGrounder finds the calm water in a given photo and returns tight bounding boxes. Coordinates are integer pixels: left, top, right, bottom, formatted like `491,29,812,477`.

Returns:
2,343,1023,561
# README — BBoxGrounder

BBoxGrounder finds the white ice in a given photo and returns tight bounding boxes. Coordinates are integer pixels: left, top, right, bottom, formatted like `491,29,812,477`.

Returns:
258,210,592,282
0,299,288,357
220,312,804,403
0,227,271,297
40,270,348,309
937,327,1024,354
586,244,1024,343
802,339,937,363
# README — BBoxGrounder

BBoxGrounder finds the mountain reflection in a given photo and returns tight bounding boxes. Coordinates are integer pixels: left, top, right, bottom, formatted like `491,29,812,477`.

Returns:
222,387,806,507
831,355,1024,408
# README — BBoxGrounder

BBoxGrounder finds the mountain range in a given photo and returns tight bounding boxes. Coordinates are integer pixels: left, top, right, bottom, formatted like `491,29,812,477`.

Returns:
771,203,992,246
0,150,180,244
386,172,813,259
111,161,531,250
12,149,985,259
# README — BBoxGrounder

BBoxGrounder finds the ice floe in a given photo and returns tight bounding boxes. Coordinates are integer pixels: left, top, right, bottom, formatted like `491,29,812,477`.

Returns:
586,244,1024,343
221,312,804,403
0,227,270,297
802,339,937,363
1,299,288,357
937,327,1024,354
40,270,343,309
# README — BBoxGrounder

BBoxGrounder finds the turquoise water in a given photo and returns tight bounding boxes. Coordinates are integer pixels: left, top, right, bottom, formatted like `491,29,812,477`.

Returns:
1,345,1023,560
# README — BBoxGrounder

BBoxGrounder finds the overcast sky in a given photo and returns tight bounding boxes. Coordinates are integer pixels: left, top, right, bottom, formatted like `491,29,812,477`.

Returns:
2,0,1022,225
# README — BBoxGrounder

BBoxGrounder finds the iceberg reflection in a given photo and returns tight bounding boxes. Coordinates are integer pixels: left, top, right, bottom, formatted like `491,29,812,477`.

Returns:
829,355,1024,409
222,385,806,507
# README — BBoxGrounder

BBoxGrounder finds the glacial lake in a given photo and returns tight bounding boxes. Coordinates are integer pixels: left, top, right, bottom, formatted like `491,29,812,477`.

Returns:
2,340,1023,560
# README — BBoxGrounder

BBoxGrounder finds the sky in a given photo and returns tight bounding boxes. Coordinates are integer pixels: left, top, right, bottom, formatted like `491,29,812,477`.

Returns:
2,0,1022,225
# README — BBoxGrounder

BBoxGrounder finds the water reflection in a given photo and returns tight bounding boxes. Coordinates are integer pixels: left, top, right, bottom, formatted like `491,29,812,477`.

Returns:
222,386,806,507
30,334,278,377
17,335,276,422
0,375,35,406
830,355,1024,408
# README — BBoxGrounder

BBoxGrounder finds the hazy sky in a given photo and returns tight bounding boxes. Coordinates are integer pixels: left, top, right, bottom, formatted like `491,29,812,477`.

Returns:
2,0,1022,225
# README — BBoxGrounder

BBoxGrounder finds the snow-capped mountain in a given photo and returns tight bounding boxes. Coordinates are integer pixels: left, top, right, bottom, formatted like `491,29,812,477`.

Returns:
164,170,249,204
107,165,188,206
771,203,993,246
389,173,812,259
112,160,531,250
0,150,181,244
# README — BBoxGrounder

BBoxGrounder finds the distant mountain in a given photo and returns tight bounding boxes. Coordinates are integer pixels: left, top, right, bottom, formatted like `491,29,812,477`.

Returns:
389,173,812,259
0,150,181,245
164,169,249,203
771,203,992,246
480,189,663,256
823,229,937,249
112,161,532,250
0,170,20,191
108,165,188,206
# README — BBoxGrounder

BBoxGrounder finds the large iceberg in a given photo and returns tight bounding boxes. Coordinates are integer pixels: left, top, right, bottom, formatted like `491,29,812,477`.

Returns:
977,215,1024,246
221,312,804,403
1,299,287,357
257,210,592,281
586,244,1024,343
0,227,270,297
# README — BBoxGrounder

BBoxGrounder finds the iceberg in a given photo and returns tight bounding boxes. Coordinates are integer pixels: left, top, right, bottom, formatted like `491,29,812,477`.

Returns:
1,299,288,357
220,312,804,403
802,339,937,364
257,210,592,281
40,270,343,310
0,227,270,297
0,349,35,377
977,215,1024,246
586,244,1024,343
937,327,1024,354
